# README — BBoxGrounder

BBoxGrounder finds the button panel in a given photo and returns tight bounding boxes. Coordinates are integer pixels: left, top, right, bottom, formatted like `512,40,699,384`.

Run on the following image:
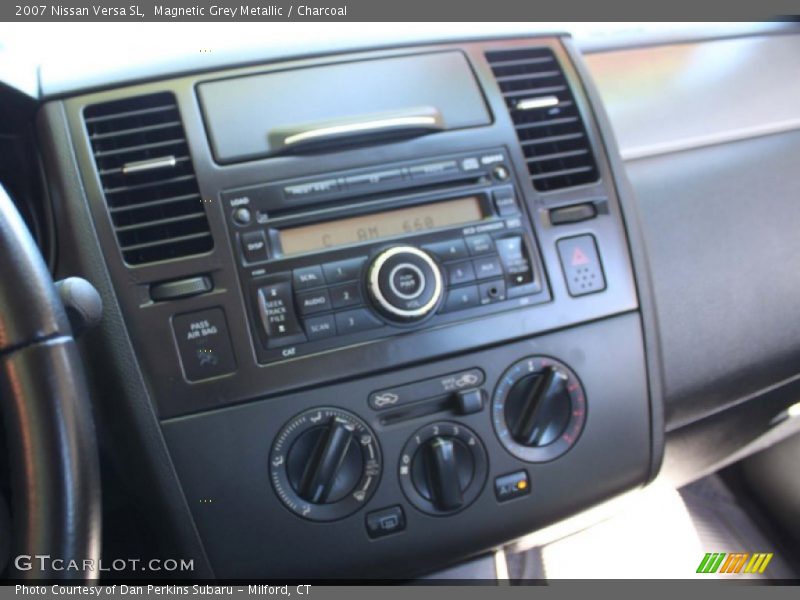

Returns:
246,227,543,363
227,150,550,365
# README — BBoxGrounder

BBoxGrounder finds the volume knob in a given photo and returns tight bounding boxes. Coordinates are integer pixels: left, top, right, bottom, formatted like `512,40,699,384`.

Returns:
367,246,443,321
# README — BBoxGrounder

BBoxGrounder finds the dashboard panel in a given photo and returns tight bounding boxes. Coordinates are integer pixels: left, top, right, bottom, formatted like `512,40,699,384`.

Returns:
37,34,659,577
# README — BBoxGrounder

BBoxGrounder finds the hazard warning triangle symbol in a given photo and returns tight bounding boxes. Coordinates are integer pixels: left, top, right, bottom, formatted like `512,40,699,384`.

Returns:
571,247,590,266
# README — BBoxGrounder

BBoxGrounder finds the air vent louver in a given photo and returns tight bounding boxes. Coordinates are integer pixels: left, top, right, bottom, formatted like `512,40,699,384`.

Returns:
485,47,598,192
84,92,213,265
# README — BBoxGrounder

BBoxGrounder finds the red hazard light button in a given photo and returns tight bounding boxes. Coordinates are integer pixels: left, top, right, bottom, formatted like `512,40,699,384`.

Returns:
556,235,606,296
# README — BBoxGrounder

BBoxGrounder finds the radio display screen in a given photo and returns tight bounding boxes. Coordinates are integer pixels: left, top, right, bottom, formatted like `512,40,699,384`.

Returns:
278,196,484,256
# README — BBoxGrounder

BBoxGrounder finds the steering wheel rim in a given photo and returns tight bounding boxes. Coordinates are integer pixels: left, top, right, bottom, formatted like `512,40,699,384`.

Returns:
0,185,101,580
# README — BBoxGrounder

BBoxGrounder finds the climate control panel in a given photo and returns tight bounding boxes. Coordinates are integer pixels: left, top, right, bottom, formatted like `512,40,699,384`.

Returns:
163,313,650,579
267,356,588,526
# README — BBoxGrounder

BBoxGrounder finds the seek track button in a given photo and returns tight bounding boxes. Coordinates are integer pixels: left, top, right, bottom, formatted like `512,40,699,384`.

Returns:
256,281,305,347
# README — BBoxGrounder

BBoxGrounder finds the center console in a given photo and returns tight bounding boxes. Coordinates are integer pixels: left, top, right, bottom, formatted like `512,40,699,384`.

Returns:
43,36,660,578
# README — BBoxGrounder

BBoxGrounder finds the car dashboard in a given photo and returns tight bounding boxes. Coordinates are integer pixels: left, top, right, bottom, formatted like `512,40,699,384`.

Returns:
2,22,799,579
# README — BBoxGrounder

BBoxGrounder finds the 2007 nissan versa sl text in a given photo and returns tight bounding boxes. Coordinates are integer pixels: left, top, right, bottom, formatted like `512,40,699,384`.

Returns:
0,9,798,589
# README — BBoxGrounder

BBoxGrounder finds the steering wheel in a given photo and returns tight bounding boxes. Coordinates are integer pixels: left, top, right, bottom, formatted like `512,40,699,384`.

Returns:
0,185,101,580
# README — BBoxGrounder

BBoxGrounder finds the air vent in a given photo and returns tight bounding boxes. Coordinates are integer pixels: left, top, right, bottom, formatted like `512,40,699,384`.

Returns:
84,92,213,265
485,47,598,192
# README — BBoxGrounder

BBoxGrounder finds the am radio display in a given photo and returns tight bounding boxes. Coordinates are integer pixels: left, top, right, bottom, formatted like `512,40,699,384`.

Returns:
278,196,484,256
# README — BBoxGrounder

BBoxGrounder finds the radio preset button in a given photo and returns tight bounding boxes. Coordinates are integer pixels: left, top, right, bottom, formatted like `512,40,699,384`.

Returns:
256,282,305,347
293,265,326,290
304,314,337,341
330,282,362,309
473,256,503,280
322,257,366,284
240,230,269,263
335,309,383,335
296,289,332,316
465,234,494,256
422,239,468,262
442,285,480,313
446,261,476,286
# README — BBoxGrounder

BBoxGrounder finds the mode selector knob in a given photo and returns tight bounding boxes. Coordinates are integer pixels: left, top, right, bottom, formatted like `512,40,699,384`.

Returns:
270,408,382,522
295,418,357,504
367,246,443,322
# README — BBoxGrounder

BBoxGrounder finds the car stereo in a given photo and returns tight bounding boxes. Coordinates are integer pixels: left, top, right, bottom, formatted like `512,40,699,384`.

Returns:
220,148,549,364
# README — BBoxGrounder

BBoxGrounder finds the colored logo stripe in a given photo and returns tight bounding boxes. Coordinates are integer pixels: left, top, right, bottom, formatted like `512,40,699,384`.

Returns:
697,552,774,574
745,553,773,574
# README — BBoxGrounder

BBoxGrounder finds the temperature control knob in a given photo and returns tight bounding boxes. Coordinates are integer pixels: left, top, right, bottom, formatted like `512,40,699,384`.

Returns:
399,422,487,515
270,408,381,521
367,246,443,322
493,357,586,462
